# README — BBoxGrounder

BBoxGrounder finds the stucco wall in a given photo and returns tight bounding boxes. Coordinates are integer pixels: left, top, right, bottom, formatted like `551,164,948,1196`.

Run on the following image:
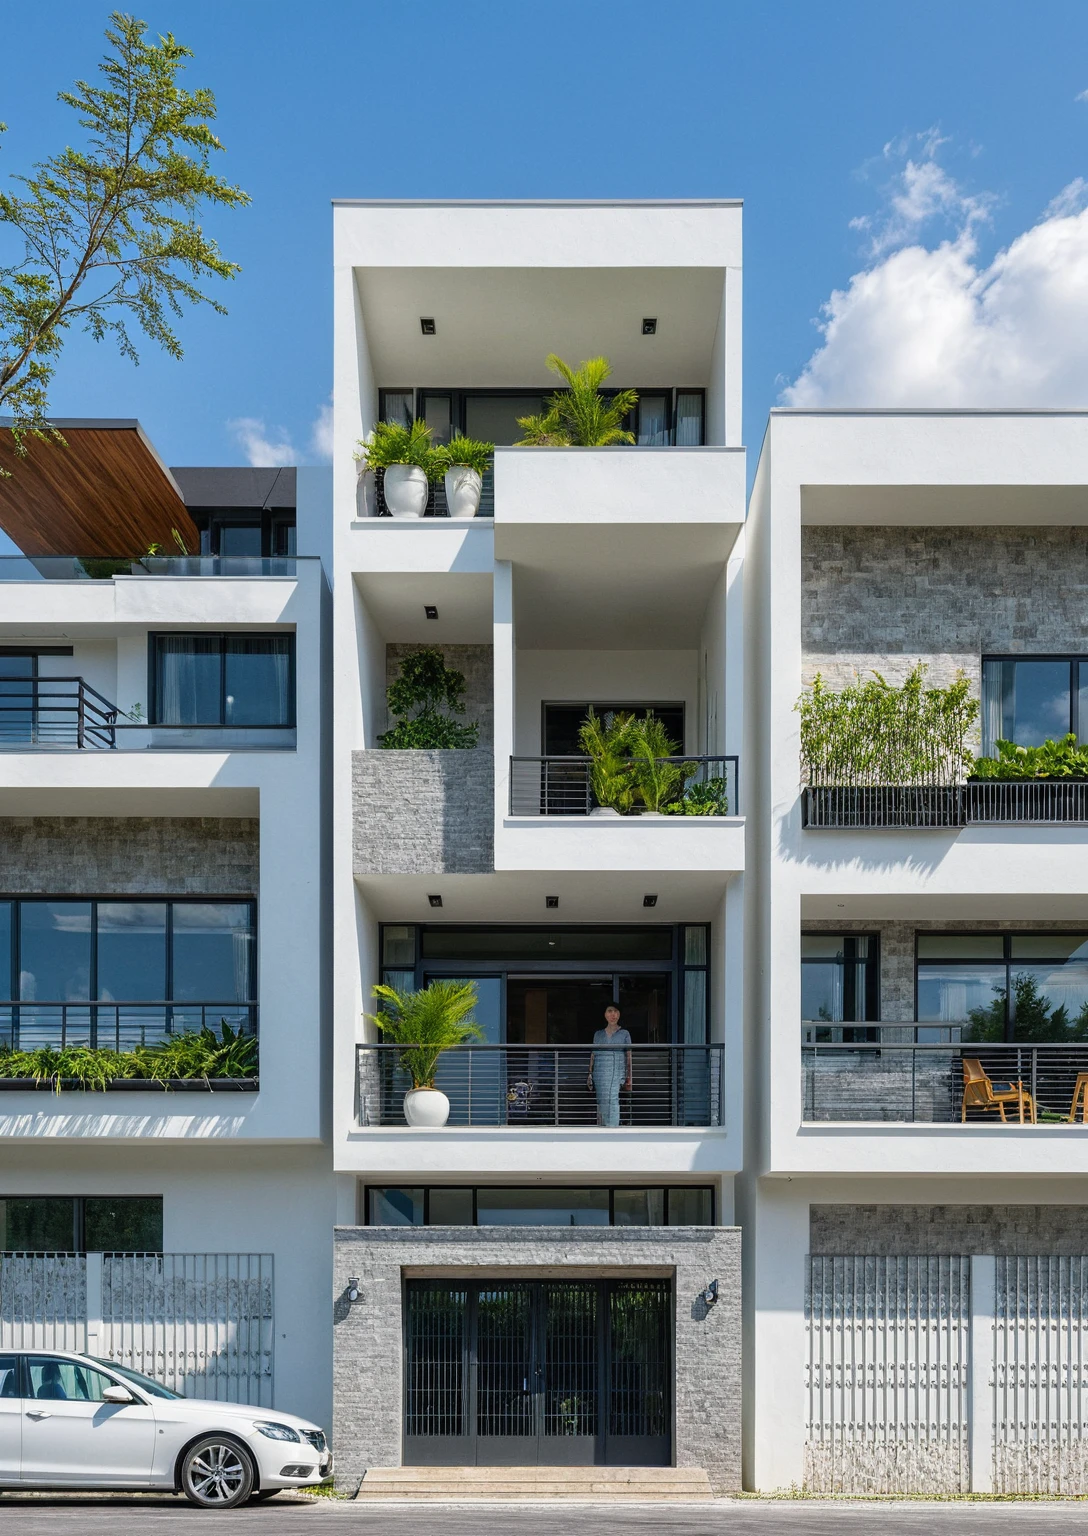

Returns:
801,526,1088,692
811,1204,1088,1255
352,750,493,875
332,1225,742,1490
0,817,259,895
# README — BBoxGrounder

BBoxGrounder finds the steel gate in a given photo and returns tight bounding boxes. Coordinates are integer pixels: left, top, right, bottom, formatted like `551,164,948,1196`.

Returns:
404,1278,671,1466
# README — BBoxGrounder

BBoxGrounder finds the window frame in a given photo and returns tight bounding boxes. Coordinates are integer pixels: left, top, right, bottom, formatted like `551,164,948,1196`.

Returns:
981,654,1088,753
148,632,296,728
914,929,1088,1042
801,931,881,1041
375,387,708,448
0,1194,164,1253
365,1184,715,1227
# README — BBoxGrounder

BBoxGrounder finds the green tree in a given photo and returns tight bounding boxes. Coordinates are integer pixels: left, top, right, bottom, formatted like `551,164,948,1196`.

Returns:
516,355,638,447
379,647,479,749
0,12,248,466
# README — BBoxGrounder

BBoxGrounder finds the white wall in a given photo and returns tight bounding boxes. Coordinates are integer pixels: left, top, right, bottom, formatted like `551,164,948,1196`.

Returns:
514,649,698,755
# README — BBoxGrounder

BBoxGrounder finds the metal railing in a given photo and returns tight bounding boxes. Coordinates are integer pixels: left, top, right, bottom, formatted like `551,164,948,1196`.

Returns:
0,1001,257,1053
509,755,738,817
0,556,299,580
802,1028,1088,1123
373,466,494,519
802,781,1088,829
357,1042,723,1127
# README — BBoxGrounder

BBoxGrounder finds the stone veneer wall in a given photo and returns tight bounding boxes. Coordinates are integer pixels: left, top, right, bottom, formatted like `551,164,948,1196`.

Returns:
811,1204,1088,1255
0,817,258,894
801,526,1088,693
352,750,493,874
384,644,493,747
332,1225,742,1491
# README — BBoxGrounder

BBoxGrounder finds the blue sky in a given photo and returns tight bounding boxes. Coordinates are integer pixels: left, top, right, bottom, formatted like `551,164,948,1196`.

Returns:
4,0,1088,468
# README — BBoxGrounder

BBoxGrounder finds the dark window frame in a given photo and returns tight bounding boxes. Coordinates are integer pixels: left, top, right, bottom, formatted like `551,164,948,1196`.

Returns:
148,631,296,728
365,1184,715,1227
541,700,687,756
914,929,1088,1042
801,931,880,1042
189,508,296,559
376,387,707,448
981,654,1088,752
0,1194,164,1253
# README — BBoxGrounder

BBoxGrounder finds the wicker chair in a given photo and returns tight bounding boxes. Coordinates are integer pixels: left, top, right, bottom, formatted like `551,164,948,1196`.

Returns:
961,1057,1036,1124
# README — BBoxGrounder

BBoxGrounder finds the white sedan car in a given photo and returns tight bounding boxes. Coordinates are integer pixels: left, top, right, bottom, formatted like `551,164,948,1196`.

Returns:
0,1348,331,1508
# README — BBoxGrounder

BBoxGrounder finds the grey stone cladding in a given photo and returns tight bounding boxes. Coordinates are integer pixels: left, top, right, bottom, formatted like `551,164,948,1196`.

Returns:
332,1225,742,1491
811,1204,1088,1256
0,816,258,894
352,749,493,874
801,525,1088,693
384,644,493,747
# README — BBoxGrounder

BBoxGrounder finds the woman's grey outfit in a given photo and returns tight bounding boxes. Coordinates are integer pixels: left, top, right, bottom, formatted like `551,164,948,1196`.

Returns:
591,1026,631,1127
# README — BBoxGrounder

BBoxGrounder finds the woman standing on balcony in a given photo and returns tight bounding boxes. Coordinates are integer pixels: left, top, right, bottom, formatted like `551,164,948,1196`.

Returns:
588,1004,632,1127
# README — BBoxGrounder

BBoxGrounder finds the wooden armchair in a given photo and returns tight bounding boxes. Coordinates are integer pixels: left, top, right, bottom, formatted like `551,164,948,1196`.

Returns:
961,1058,1036,1124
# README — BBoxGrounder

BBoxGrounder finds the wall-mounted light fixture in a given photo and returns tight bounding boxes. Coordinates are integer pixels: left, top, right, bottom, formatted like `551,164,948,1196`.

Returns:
643,894,658,908
424,605,439,620
701,1278,719,1309
347,1277,360,1304
420,317,436,335
641,317,657,335
545,896,559,910
428,894,443,908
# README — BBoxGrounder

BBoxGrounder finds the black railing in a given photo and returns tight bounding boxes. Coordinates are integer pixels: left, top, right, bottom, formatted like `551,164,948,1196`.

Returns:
374,467,495,519
0,1002,258,1052
357,1042,723,1127
802,781,1088,829
0,676,118,748
802,1029,1088,1124
509,755,738,817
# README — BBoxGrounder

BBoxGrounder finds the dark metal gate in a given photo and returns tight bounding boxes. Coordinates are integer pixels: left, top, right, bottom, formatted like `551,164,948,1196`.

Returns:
404,1278,671,1466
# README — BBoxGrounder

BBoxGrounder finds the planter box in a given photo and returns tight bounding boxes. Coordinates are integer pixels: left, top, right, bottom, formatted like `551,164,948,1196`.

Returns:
0,1076,259,1092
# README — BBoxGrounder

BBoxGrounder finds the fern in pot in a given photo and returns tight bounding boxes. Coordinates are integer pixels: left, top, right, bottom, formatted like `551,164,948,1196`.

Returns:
355,419,443,518
368,980,483,1126
438,435,494,519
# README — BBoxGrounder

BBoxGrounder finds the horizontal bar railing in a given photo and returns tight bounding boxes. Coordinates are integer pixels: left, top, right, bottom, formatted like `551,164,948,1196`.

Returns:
802,1029,1088,1124
802,781,1088,828
357,1042,723,1127
0,679,294,751
509,755,738,817
0,1002,258,1054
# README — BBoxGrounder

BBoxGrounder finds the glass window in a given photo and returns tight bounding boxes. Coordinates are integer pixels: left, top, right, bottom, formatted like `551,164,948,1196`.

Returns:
674,392,705,447
982,658,1077,752
379,392,414,428
682,969,707,1044
19,902,91,1002
613,1189,665,1227
83,1197,163,1253
171,903,254,1003
420,927,673,963
916,931,1088,1041
683,926,708,967
801,935,877,1025
464,396,545,447
0,1197,74,1251
475,1189,610,1227
95,1361,180,1399
0,1354,17,1399
667,1188,713,1225
428,1188,473,1225
153,634,294,727
224,636,292,727
218,524,262,557
155,635,221,725
1011,934,1088,960
637,395,669,446
420,394,453,447
96,904,166,1003
918,964,1007,1027
0,901,11,998
369,1188,424,1226
27,1357,115,1403
917,935,1005,959
383,926,416,967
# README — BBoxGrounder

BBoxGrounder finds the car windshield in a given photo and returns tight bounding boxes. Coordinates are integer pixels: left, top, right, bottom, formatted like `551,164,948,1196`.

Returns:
92,1359,183,1400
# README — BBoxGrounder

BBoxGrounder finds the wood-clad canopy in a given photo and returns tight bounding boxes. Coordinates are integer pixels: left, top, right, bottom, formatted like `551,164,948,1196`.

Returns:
0,421,199,557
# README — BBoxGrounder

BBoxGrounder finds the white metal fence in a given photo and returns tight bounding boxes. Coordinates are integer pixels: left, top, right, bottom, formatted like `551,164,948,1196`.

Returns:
0,1252,274,1406
806,1255,970,1494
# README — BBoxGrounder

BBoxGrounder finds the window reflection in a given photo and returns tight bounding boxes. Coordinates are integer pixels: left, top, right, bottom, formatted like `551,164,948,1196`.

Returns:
916,932,1088,1042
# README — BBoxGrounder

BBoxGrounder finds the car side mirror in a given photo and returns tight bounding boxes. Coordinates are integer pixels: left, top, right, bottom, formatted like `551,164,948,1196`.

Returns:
102,1384,135,1404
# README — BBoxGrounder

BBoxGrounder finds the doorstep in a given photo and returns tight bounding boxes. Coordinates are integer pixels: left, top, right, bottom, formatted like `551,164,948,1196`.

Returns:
353,1465,714,1501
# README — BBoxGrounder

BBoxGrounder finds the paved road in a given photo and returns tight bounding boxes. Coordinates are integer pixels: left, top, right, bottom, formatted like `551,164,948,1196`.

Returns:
4,1498,1088,1536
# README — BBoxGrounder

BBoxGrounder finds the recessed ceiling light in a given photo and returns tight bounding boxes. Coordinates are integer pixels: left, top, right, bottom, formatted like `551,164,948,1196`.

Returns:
424,605,438,620
643,894,658,908
641,317,657,335
545,896,559,910
428,894,443,908
420,317,436,335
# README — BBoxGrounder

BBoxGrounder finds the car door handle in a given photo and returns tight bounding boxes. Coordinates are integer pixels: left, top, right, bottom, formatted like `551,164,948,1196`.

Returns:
26,1410,52,1420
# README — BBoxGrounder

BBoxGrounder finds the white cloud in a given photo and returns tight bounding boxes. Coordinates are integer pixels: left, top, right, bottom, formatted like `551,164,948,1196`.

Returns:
227,398,333,467
783,140,1088,409
847,131,993,259
1077,89,1088,103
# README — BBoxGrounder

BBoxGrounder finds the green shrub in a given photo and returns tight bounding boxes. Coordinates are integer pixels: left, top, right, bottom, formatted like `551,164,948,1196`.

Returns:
971,734,1088,781
0,1021,258,1092
578,709,638,812
355,419,444,479
798,664,979,786
437,435,493,475
367,980,483,1089
379,647,479,750
578,709,699,813
516,356,638,447
666,776,730,816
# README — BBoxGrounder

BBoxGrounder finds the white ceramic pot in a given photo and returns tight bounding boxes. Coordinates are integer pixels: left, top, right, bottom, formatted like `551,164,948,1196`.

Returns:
403,1087,450,1128
383,464,430,518
444,465,482,519
589,806,622,817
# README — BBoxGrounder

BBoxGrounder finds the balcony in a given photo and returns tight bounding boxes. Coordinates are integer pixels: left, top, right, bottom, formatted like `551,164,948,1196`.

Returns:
0,555,297,580
357,1043,724,1128
510,755,738,816
801,782,1088,829
802,1027,1088,1125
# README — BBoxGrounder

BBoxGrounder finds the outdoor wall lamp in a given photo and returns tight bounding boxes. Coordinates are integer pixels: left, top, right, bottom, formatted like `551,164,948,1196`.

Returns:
642,317,657,335
420,317,436,335
424,605,439,620
347,1278,360,1304
701,1279,719,1308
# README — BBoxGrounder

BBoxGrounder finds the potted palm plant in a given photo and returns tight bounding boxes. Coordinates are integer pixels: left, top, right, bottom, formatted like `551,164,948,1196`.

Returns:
367,980,483,1127
579,709,638,815
438,435,494,519
515,355,638,447
355,419,442,518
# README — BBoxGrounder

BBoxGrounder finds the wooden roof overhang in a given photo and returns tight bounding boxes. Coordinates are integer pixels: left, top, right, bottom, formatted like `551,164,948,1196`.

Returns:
0,421,200,557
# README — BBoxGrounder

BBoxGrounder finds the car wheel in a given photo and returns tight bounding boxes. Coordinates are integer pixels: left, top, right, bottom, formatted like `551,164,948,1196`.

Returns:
180,1435,255,1509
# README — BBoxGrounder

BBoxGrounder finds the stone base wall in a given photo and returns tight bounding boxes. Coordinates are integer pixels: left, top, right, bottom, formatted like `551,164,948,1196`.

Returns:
811,1204,1088,1255
0,816,258,894
332,1225,741,1491
352,749,493,874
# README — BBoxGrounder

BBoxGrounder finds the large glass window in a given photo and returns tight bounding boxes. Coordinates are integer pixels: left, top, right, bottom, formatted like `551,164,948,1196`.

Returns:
802,934,879,1040
917,932,1088,1041
982,657,1088,752
366,1186,714,1227
0,1195,162,1252
152,633,294,727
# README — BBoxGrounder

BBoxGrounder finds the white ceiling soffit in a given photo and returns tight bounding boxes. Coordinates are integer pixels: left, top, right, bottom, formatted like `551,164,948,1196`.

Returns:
355,870,732,922
355,267,725,387
801,485,1088,525
354,571,494,643
802,893,1088,921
